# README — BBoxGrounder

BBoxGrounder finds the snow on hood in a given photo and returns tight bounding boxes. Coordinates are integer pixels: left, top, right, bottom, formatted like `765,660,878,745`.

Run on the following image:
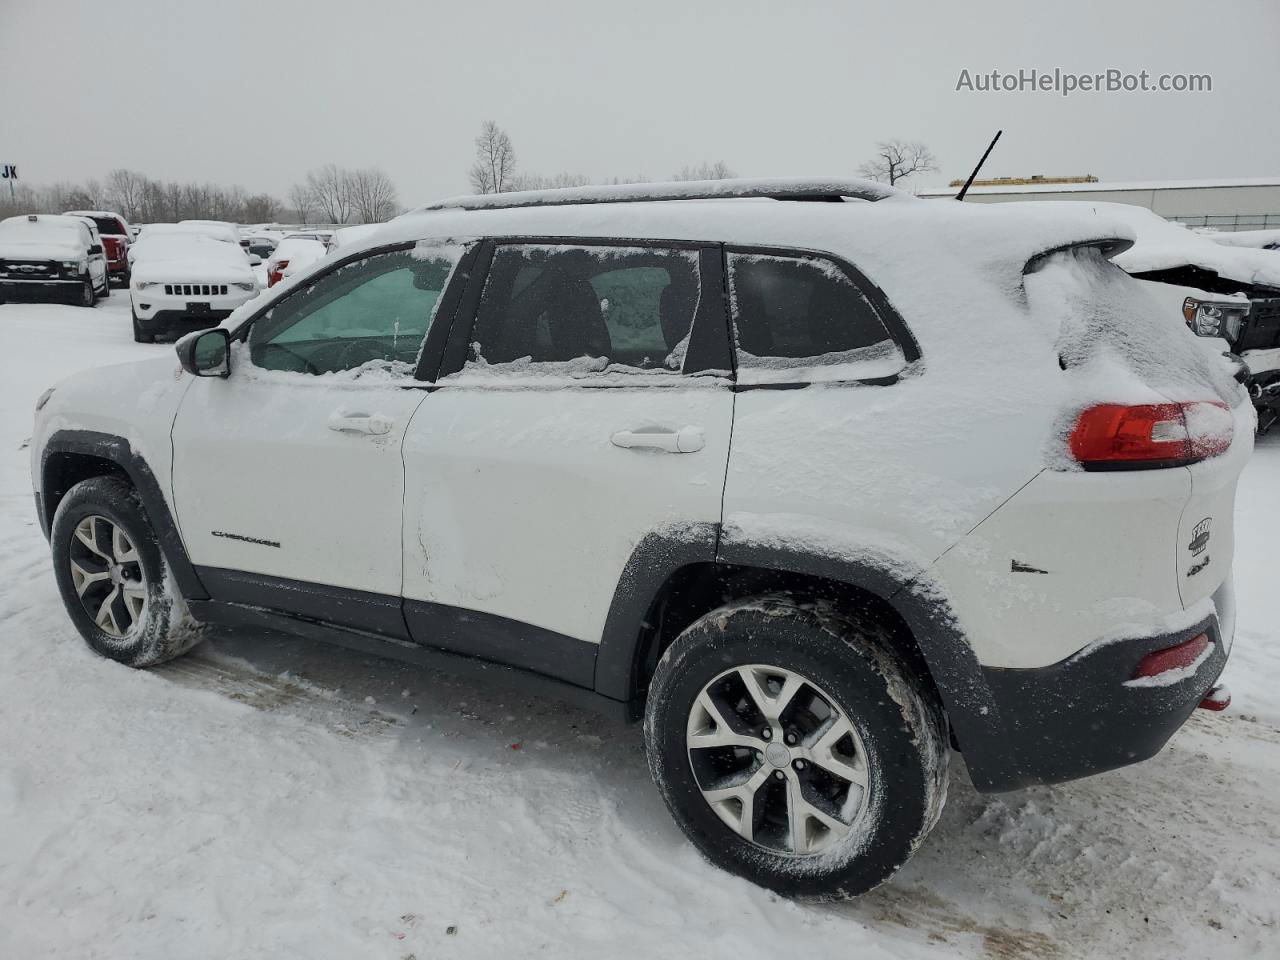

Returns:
1013,201,1280,291
1209,228,1280,251
131,235,254,283
0,240,84,261
0,216,87,261
132,258,255,284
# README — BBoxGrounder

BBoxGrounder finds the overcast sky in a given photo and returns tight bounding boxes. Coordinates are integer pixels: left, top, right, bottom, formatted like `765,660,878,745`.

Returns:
2,0,1275,205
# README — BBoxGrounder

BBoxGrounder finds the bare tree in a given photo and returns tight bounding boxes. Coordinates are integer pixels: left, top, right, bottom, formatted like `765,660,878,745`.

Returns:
508,171,591,191
243,193,282,223
288,183,316,224
349,167,399,222
469,121,517,194
306,164,353,224
857,140,937,186
672,161,736,181
105,169,147,221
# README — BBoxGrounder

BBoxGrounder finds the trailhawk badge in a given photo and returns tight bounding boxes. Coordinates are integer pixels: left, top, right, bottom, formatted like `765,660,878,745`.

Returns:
1189,518,1212,556
1187,518,1212,577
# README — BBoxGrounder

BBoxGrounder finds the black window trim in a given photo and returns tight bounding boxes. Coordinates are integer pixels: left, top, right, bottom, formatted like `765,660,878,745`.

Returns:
722,243,921,390
433,235,734,385
226,238,482,385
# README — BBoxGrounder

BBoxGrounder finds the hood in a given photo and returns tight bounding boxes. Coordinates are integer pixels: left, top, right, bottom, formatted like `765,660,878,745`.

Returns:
132,259,254,284
0,240,84,262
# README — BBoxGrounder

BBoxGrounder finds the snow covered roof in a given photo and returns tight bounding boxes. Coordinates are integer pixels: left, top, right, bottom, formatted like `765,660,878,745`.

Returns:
918,176,1280,197
419,177,904,212
384,187,1137,287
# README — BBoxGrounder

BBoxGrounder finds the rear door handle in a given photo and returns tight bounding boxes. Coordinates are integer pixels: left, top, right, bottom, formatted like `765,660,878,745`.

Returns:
611,426,705,453
328,411,394,435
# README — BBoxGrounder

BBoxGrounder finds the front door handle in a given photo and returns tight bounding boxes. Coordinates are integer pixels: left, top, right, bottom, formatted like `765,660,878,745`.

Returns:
328,411,394,435
611,426,705,453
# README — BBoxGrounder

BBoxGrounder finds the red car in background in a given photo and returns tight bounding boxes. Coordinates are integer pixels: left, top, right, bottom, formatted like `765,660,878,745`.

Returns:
64,210,133,285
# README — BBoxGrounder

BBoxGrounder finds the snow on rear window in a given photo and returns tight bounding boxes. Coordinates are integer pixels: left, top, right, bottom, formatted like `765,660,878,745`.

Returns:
726,252,905,385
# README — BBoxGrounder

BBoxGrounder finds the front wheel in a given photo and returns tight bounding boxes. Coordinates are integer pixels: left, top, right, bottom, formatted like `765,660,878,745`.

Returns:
50,476,204,666
72,278,94,307
644,596,949,900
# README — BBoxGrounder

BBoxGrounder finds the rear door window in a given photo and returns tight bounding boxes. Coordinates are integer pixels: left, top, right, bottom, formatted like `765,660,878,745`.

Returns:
462,243,701,375
726,251,905,384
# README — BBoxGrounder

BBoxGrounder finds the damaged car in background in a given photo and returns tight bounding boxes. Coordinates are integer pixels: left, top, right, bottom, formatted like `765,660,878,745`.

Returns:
1045,203,1280,433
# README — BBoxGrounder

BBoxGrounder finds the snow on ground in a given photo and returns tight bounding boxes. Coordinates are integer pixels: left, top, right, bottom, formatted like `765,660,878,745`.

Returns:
1,293,1278,959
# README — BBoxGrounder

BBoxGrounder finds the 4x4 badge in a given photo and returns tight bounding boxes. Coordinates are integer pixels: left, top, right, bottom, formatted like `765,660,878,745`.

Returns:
1188,518,1212,557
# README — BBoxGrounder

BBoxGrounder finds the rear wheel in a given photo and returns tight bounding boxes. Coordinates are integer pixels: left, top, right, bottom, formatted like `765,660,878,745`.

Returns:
50,476,204,667
644,596,949,900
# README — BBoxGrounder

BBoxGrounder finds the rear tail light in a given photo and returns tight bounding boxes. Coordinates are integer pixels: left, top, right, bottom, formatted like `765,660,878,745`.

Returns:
267,259,288,287
1068,401,1232,469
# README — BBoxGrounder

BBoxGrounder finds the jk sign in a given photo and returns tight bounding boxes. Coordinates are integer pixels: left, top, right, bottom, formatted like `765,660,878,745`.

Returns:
0,165,16,180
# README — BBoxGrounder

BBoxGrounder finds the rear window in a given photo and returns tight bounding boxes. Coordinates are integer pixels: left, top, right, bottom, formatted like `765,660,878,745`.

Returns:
726,251,905,383
90,217,125,237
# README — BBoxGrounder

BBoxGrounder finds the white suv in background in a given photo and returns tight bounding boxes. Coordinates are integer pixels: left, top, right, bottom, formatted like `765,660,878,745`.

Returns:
129,232,260,342
29,179,1249,899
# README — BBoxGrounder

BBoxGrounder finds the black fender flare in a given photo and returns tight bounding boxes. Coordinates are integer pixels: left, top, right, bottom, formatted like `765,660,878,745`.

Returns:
39,429,207,601
596,528,1019,791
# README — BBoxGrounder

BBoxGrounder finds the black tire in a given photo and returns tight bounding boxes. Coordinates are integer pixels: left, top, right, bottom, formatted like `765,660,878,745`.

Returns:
644,595,948,900
73,278,94,307
132,309,156,343
50,476,204,667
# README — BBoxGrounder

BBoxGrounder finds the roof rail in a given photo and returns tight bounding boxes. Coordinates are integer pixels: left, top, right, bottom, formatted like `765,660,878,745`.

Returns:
420,177,906,213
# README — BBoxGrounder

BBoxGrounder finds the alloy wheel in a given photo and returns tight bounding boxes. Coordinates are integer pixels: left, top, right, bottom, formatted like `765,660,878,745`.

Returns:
68,514,146,638
686,664,870,857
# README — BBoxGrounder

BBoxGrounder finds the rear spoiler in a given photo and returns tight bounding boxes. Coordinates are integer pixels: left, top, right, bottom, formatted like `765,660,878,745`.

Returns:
1024,236,1135,275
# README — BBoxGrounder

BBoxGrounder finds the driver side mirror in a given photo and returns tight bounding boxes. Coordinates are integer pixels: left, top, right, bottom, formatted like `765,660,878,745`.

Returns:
88,243,103,255
177,328,232,378
248,253,262,266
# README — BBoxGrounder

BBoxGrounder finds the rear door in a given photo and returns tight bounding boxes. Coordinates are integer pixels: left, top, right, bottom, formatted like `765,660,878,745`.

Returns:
399,239,735,684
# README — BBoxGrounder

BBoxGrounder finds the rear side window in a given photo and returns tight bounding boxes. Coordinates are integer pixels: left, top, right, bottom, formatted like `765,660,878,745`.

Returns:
726,252,905,384
464,244,700,374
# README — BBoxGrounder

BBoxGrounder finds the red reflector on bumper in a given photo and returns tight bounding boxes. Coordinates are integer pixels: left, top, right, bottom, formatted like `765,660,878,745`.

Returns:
1198,683,1231,711
1132,633,1210,679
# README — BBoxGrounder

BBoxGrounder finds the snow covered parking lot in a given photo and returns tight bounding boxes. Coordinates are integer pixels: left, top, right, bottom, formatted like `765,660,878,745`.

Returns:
1,294,1278,959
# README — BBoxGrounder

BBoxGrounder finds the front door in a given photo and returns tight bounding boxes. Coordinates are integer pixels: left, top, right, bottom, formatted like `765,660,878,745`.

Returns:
400,240,735,683
171,243,466,634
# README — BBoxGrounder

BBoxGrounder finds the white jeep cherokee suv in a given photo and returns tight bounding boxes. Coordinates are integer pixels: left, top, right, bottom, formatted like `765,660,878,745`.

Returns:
30,179,1249,899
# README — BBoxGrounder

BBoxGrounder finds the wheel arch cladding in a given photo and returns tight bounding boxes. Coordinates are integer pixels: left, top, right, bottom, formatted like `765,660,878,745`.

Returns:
600,531,1019,791
40,430,207,601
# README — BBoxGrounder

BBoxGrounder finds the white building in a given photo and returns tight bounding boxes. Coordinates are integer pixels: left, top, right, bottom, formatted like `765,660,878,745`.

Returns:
917,177,1280,232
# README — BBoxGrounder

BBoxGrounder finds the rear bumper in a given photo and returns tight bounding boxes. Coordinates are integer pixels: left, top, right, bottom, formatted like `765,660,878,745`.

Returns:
966,578,1233,791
